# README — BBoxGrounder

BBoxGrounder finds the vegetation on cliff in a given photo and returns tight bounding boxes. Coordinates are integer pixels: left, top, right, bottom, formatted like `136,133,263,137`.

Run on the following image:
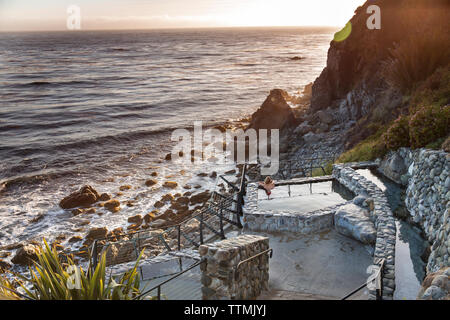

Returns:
329,0,450,163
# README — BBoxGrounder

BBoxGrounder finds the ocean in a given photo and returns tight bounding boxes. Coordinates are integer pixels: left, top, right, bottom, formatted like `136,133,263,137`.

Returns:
0,27,335,248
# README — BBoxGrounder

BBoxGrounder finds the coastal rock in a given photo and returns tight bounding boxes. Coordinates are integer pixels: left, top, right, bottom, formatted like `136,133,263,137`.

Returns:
98,193,111,201
11,244,40,266
128,214,143,225
248,89,297,134
189,191,211,206
334,203,376,245
145,179,157,187
104,199,120,213
85,227,108,241
68,236,83,243
59,185,100,209
0,259,12,273
163,181,178,189
119,185,132,191
418,267,449,300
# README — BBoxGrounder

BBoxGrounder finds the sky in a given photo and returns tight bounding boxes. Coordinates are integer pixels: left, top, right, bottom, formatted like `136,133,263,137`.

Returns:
0,0,367,31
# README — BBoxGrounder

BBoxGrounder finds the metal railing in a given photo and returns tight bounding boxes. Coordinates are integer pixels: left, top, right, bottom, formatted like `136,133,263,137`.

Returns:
233,248,273,280
133,258,206,300
341,259,385,300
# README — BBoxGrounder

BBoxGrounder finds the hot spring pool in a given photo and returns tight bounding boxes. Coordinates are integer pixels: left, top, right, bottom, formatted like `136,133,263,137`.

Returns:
257,180,354,213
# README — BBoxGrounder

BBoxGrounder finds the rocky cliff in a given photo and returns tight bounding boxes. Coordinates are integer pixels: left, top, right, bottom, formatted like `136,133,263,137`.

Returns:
310,0,450,149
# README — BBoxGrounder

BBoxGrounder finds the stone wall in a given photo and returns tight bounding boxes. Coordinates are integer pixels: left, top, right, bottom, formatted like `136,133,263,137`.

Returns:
243,178,350,234
333,164,396,300
380,148,449,274
199,234,270,300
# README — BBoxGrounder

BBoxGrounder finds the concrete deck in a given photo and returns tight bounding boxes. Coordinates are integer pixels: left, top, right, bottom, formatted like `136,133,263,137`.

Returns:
245,229,373,300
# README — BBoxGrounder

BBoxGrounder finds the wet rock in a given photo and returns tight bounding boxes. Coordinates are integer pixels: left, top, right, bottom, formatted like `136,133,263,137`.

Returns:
189,191,211,206
85,227,108,241
150,220,168,229
161,194,175,202
154,200,165,208
128,215,143,225
163,181,178,189
119,185,132,191
1,243,23,251
98,193,111,201
85,208,96,214
247,89,297,134
71,208,85,216
0,259,12,273
11,244,40,266
197,172,208,177
210,171,217,179
0,251,11,259
104,199,120,213
144,211,158,224
59,185,100,209
68,236,83,243
30,213,45,223
334,203,376,245
145,179,157,187
151,171,158,177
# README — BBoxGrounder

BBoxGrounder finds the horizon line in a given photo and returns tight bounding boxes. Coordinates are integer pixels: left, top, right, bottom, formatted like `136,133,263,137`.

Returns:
0,25,342,34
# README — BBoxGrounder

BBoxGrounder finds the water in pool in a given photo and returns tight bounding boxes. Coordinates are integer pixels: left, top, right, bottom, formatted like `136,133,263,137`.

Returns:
356,169,427,300
258,180,353,213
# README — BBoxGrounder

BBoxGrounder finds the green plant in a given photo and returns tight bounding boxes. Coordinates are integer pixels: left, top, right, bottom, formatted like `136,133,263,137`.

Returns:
0,276,21,300
312,162,333,177
383,115,410,149
9,239,145,300
384,31,450,92
409,104,450,148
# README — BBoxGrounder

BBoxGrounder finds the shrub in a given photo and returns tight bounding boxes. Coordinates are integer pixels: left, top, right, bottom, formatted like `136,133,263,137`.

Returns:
337,137,387,163
383,115,410,149
409,104,450,148
1,239,145,300
384,31,450,93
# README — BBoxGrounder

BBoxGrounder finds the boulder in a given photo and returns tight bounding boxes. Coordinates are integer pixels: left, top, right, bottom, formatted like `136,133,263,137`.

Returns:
59,185,100,209
247,89,297,133
294,122,312,135
417,267,450,300
11,244,39,266
104,199,120,212
98,193,111,201
127,215,143,225
189,191,211,206
334,204,376,245
145,179,157,187
303,132,320,144
0,259,12,273
316,109,334,124
68,236,83,243
85,227,108,241
163,181,178,189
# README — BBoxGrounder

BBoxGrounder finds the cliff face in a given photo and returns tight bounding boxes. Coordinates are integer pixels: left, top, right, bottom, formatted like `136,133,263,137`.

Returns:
310,0,450,148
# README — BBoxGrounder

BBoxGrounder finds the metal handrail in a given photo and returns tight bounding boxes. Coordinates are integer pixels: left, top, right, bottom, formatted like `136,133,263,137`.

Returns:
234,248,273,280
133,258,206,300
341,259,385,300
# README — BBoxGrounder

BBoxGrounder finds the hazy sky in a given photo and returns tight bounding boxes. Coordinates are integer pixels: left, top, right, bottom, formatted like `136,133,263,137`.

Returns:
0,0,367,31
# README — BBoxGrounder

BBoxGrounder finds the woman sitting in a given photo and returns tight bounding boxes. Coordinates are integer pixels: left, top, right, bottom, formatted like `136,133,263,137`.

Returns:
258,176,275,198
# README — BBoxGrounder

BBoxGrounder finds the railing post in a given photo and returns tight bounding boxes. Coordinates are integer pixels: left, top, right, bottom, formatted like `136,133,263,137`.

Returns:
219,204,225,239
200,210,204,244
157,286,161,300
376,260,384,300
177,225,181,251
